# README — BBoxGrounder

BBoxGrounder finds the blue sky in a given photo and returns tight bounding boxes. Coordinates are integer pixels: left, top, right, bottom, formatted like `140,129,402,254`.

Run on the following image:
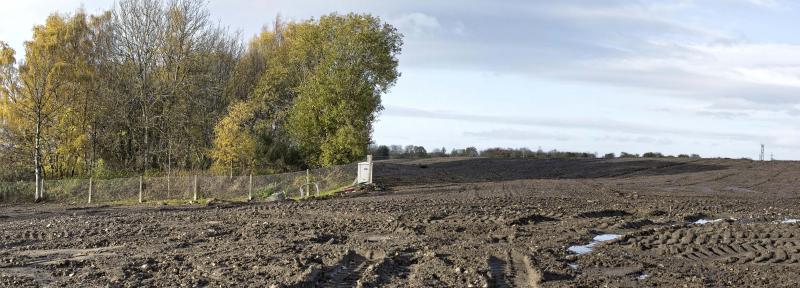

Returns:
2,0,800,159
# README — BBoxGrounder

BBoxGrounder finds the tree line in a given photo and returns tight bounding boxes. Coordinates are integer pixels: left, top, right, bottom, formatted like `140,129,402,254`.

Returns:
0,0,402,200
370,145,700,160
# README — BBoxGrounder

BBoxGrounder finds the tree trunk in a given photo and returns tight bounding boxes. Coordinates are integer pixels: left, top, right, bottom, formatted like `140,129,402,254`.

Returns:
141,71,149,174
143,104,148,173
34,110,43,202
167,139,171,199
90,123,97,176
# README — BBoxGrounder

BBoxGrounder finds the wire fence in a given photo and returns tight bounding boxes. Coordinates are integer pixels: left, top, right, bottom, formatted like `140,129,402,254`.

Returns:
0,163,358,204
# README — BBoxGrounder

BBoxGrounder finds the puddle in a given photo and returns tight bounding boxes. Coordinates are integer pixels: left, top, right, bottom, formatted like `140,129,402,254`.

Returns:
637,273,649,280
692,219,723,225
780,219,799,224
568,234,622,255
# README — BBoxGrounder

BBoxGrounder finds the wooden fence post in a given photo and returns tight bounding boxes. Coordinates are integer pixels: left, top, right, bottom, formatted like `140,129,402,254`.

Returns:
367,155,373,184
138,176,143,203
193,175,198,202
305,169,310,198
166,173,171,199
248,173,253,201
88,177,93,204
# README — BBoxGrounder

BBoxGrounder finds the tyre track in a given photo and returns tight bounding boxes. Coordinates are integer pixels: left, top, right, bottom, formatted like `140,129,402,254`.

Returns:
488,250,540,288
624,223,800,265
320,251,371,288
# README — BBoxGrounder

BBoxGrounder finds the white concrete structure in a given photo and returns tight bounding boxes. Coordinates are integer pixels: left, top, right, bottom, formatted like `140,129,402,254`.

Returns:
357,155,373,184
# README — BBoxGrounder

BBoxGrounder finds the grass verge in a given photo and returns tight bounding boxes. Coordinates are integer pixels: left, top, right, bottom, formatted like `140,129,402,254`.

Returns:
291,184,352,201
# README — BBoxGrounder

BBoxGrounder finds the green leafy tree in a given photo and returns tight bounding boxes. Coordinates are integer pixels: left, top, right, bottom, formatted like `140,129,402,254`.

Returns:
214,13,402,169
286,13,402,167
0,42,30,180
1,14,90,200
2,5,404,190
209,101,257,175
211,17,304,173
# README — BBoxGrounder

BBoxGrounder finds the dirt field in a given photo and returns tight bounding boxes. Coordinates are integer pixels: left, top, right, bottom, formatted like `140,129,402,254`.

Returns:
2,157,800,287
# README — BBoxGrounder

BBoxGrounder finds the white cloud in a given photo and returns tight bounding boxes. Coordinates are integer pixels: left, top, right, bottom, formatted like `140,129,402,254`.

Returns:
453,21,466,36
743,0,779,8
771,129,800,145
733,67,800,87
382,105,759,142
0,0,109,55
464,129,573,141
392,12,441,37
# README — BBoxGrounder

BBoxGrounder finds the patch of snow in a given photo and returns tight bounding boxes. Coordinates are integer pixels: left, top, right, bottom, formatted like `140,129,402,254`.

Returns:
593,234,622,242
568,245,593,254
567,234,622,255
693,219,723,225
568,263,579,270
637,273,649,280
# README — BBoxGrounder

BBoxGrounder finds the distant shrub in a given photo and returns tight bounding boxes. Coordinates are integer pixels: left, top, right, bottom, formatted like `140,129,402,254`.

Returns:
413,146,428,158
642,152,664,158
480,147,513,158
256,183,279,198
478,148,595,159
428,147,447,157
373,145,390,159
372,145,673,160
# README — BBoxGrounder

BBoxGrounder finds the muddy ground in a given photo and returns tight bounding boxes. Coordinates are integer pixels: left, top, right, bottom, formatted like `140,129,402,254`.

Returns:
1,157,800,287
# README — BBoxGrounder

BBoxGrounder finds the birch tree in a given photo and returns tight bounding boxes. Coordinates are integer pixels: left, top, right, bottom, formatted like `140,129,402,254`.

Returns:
3,15,79,201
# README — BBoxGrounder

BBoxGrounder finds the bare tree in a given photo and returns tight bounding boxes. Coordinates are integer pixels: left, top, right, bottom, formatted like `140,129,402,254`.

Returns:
113,0,165,173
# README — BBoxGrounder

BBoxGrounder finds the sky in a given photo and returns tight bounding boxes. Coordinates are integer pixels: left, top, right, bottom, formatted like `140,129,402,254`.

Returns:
2,0,800,159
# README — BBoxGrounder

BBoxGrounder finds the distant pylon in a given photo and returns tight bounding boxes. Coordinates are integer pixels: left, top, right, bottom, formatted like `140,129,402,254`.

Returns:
760,144,765,161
